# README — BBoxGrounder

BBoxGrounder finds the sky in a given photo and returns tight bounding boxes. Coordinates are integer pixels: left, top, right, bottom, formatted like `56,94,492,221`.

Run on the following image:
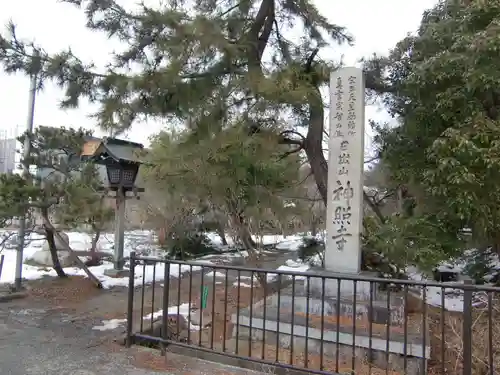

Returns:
0,0,438,148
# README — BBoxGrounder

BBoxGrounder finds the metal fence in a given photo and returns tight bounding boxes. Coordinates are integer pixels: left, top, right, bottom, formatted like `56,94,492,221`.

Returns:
125,251,500,375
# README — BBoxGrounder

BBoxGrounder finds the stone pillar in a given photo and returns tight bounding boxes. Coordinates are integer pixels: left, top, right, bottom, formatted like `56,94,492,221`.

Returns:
104,188,128,277
308,67,373,298
325,67,365,274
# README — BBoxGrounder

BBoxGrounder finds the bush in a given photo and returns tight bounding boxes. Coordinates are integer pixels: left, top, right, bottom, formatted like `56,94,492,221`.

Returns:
161,232,220,260
461,248,500,285
298,236,324,266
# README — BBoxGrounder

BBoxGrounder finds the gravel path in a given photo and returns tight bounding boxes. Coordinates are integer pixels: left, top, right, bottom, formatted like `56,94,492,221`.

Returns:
0,305,265,375
0,306,165,375
0,248,297,375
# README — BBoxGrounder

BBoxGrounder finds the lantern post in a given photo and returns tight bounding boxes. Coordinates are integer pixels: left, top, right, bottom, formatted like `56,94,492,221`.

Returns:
81,137,145,277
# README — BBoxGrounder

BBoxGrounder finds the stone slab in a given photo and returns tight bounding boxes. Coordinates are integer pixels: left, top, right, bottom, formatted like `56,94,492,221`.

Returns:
306,268,378,299
271,294,402,325
103,268,130,278
237,292,410,343
267,277,404,324
231,324,427,375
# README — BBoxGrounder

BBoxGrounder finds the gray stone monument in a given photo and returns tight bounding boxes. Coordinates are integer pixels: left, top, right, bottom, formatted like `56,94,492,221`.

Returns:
308,66,372,297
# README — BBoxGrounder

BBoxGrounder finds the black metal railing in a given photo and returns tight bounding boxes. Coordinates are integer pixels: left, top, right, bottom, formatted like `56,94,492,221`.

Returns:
125,251,500,375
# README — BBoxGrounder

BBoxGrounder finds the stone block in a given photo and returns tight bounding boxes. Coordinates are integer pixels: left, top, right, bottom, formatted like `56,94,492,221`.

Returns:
231,281,430,375
103,268,130,278
306,267,378,299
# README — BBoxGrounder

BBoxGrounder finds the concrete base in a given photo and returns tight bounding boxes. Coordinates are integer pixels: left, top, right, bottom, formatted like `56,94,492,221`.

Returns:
103,268,130,278
306,268,377,299
231,278,430,375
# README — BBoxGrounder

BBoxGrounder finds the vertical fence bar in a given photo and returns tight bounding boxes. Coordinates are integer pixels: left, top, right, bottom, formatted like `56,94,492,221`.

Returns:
275,274,282,363
161,260,171,355
369,281,374,373
188,265,193,344
488,292,493,375
210,265,216,350
440,286,445,375
335,279,341,372
149,263,157,331
223,269,229,352
126,251,136,347
139,262,146,332
422,286,427,373
385,283,391,375
198,268,205,347
320,277,325,371
177,264,182,341
249,270,255,358
304,275,310,368
462,279,473,375
290,275,296,366
352,280,357,373
261,271,267,361
403,284,408,373
236,270,241,355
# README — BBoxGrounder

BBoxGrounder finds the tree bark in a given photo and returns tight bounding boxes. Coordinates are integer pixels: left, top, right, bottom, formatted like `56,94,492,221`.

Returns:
42,212,67,278
87,227,101,266
304,94,328,206
216,223,228,245
311,218,318,237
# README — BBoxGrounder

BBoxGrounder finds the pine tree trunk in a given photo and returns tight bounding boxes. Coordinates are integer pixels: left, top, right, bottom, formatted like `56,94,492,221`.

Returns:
44,226,67,278
216,223,228,245
87,228,101,267
226,207,278,295
311,219,318,237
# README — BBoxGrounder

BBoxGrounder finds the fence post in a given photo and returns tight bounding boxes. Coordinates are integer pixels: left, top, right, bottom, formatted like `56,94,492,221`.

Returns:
462,277,473,375
125,251,136,347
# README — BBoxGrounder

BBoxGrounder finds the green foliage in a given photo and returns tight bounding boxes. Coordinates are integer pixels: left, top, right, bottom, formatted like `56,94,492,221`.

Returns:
0,126,113,232
0,0,359,222
0,0,350,133
363,1,500,266
146,125,302,227
58,164,114,230
363,214,465,272
0,174,40,225
297,236,324,266
161,232,220,260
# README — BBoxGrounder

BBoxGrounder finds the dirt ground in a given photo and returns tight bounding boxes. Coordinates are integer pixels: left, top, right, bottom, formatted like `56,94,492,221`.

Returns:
7,275,472,375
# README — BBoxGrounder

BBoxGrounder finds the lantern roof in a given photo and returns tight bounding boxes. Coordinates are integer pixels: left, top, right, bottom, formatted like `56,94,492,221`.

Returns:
81,137,145,165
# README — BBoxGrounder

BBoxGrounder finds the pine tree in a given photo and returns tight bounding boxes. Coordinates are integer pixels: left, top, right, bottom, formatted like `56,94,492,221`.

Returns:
0,0,388,210
0,126,113,277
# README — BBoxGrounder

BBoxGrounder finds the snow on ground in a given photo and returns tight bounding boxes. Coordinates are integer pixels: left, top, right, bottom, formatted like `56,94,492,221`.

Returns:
93,303,201,331
0,230,307,288
406,267,466,312
205,271,226,278
266,261,310,282
233,281,252,288
206,232,304,251
6,227,494,315
406,249,500,313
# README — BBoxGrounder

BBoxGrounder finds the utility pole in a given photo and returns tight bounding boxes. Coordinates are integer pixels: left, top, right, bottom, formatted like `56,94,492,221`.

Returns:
14,74,37,291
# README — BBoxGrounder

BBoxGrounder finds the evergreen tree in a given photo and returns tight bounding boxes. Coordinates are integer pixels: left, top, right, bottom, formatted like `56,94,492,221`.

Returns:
0,126,113,277
0,0,386,211
363,0,500,268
